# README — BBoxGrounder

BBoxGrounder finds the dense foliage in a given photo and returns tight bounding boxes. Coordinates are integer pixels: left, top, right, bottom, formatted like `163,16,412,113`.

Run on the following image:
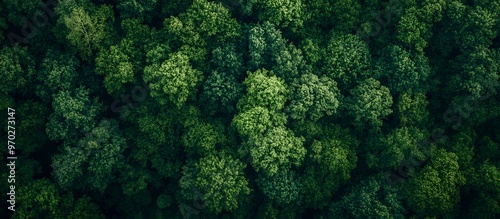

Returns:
1,0,499,218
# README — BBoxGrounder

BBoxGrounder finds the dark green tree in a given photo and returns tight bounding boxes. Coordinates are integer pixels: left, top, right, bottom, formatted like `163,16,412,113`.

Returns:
116,0,158,21
247,22,307,82
14,179,104,219
257,170,302,206
52,119,126,193
346,78,393,128
0,46,35,95
299,123,359,209
17,101,50,154
324,32,371,88
46,87,103,144
330,174,405,219
249,0,304,29
201,70,243,115
366,126,427,170
375,45,431,94
35,50,79,102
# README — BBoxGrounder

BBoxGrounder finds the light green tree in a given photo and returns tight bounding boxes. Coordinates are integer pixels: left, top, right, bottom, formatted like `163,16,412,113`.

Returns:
143,52,203,108
58,4,114,59
237,69,288,112
180,153,250,213
403,149,466,216
286,73,340,121
248,126,306,176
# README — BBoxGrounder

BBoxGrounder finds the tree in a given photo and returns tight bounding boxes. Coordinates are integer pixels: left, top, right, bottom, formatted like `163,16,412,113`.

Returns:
95,41,135,94
247,22,307,82
396,7,432,53
143,51,203,108
310,138,357,175
117,102,185,195
395,91,429,127
450,45,499,100
302,0,361,32
286,73,340,121
160,0,192,17
182,118,226,156
201,70,243,115
35,50,80,102
248,126,306,176
0,46,35,95
2,0,42,26
13,179,104,219
366,126,427,170
176,0,241,46
116,0,158,21
300,123,359,209
257,170,301,206
52,119,126,193
298,37,326,73
324,33,371,88
118,163,153,196
347,78,393,128
46,87,103,144
251,0,304,29
119,18,154,70
179,153,250,213
201,43,245,115
456,5,498,52
465,162,500,218
57,3,114,59
163,0,241,70
232,106,287,137
237,68,288,112
403,149,466,216
330,174,405,219
375,45,431,94
417,0,446,24
210,43,244,78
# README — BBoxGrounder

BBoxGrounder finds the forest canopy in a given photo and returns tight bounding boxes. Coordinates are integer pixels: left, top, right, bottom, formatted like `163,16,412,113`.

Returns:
1,0,500,218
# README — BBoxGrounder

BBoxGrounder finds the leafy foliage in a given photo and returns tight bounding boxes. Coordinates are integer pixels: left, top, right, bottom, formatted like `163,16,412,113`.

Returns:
180,153,250,213
324,33,371,87
403,149,466,216
330,175,405,219
257,170,301,206
144,51,203,107
286,73,340,121
5,0,500,218
0,46,35,94
248,126,306,176
56,3,114,59
46,87,103,144
347,78,393,128
52,119,126,193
